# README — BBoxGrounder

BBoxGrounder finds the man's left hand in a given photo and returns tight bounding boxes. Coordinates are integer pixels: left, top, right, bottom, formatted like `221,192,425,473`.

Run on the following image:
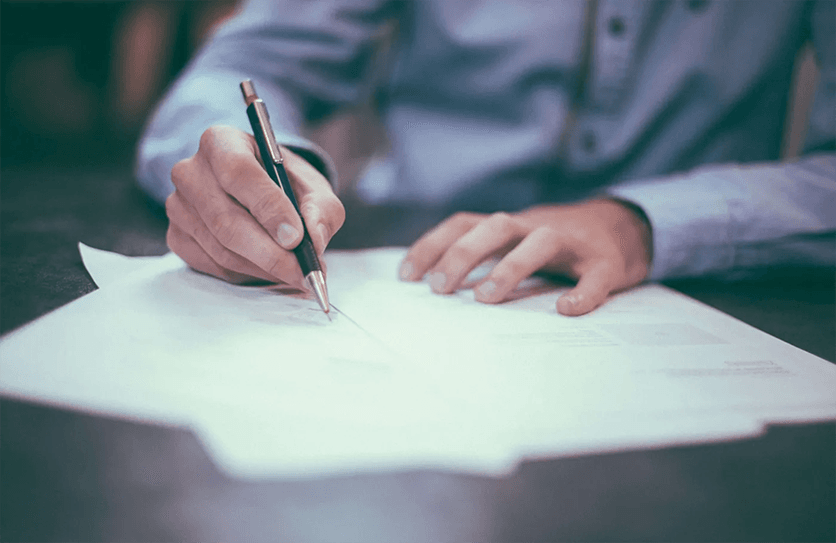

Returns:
399,199,653,316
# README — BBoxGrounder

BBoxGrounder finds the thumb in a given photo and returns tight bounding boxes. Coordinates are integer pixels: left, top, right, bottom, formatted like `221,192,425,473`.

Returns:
283,149,345,257
556,260,616,316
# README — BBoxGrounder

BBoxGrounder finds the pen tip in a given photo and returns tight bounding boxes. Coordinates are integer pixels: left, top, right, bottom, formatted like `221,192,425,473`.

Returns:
306,270,330,317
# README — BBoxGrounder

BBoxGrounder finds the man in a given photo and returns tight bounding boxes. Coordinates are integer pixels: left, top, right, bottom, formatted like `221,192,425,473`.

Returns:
137,0,835,316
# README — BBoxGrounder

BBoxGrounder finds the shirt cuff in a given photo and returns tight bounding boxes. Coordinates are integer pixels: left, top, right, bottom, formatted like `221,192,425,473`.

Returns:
606,169,741,281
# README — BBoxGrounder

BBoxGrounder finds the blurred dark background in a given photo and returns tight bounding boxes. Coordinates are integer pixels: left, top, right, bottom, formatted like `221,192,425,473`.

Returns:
0,0,238,335
0,0,390,192
1,0,239,169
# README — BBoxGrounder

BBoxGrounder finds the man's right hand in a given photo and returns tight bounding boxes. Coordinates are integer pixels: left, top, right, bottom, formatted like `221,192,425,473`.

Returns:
165,125,345,288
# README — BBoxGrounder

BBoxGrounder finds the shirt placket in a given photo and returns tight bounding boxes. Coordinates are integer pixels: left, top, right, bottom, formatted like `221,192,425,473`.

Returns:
590,0,641,110
567,0,642,170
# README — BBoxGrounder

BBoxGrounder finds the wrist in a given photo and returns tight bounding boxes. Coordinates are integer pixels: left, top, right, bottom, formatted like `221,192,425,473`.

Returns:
599,197,654,273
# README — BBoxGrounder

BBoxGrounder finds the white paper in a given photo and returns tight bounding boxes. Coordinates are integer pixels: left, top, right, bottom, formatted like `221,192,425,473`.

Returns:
1,246,834,478
79,242,164,288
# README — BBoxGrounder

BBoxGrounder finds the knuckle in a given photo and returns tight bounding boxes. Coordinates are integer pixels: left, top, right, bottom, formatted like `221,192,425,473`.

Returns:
185,218,205,243
265,255,291,280
532,225,561,247
445,241,478,264
566,222,593,245
488,211,514,231
199,125,225,151
299,200,318,219
166,227,199,271
441,212,465,229
250,189,286,223
170,159,192,190
165,227,181,253
325,196,346,229
450,211,477,226
164,193,178,220
199,125,247,167
210,212,241,246
220,154,258,192
431,212,479,239
497,258,526,279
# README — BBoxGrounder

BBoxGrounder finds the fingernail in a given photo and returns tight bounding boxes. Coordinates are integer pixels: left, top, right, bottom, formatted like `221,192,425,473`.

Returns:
399,260,414,281
558,293,581,314
429,272,447,293
277,223,300,248
475,280,496,301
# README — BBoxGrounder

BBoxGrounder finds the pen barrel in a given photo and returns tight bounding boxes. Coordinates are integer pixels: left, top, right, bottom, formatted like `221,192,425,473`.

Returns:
246,100,323,277
247,101,283,165
267,161,323,276
292,230,321,277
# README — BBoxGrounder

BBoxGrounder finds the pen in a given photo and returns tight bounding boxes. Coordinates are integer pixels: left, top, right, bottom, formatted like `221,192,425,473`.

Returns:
240,79,330,316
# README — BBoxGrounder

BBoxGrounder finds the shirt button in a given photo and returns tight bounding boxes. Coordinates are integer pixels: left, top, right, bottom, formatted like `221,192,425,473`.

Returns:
581,131,597,153
686,0,710,13
607,16,626,37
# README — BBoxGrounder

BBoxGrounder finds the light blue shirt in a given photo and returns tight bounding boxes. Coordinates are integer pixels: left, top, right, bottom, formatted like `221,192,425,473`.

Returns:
137,0,835,280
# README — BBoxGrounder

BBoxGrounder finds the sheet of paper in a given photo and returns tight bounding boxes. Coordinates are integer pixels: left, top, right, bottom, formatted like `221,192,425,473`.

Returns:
4,250,467,475
337,273,836,420
79,242,164,288
2,246,835,478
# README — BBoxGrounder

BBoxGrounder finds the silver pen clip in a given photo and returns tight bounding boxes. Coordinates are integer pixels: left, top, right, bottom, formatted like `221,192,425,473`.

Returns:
240,80,284,165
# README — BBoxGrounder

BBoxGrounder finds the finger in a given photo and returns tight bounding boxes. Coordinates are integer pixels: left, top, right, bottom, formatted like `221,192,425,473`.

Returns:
399,212,483,282
166,191,281,283
283,148,345,256
172,154,306,288
200,126,305,251
167,223,259,285
429,212,524,294
556,260,617,316
474,226,560,303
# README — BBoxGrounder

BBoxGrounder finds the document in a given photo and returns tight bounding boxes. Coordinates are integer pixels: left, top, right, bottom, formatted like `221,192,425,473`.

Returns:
1,244,834,478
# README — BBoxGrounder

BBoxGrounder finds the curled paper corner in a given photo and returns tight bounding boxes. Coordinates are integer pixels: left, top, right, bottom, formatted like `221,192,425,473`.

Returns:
78,242,178,288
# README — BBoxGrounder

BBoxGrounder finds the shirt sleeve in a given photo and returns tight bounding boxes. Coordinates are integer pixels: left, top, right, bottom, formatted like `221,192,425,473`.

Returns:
607,0,835,281
135,0,395,204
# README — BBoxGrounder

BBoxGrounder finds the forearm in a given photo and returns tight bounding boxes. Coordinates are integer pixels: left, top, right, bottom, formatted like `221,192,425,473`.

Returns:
136,0,393,203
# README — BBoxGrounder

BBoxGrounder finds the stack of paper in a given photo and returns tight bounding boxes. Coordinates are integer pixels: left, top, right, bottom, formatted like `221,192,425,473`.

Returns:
1,244,833,478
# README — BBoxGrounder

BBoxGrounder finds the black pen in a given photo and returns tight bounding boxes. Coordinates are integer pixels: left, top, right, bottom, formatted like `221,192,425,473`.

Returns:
240,79,330,316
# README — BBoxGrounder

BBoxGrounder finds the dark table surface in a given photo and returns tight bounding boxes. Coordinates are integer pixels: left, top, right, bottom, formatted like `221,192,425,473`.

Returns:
1,166,834,542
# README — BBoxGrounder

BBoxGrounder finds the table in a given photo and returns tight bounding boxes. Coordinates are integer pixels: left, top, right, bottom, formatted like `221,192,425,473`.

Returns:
1,166,834,542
